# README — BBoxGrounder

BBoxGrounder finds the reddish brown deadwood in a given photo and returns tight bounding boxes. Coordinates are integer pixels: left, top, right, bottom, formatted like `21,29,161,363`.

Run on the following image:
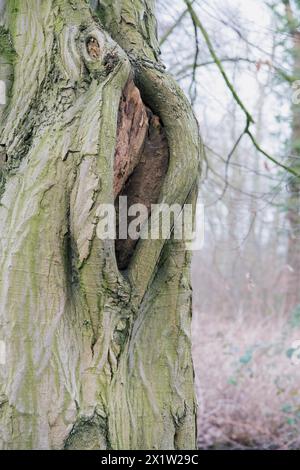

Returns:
114,79,169,269
113,79,149,197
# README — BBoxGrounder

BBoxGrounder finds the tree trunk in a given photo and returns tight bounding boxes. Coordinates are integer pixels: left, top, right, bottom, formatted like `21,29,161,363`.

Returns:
0,0,201,450
284,0,300,315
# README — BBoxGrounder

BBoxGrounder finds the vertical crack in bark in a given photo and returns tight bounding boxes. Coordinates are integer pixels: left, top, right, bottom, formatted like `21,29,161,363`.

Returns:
114,79,169,270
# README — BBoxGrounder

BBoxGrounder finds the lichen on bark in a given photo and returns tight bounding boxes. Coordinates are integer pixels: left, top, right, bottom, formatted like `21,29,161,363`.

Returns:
0,0,201,450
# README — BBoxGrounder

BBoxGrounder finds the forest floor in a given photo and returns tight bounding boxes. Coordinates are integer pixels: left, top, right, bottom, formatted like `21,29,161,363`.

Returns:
192,307,300,450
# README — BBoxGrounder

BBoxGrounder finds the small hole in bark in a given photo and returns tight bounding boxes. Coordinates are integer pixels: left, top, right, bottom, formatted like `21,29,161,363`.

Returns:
114,79,169,271
103,51,119,74
86,37,101,59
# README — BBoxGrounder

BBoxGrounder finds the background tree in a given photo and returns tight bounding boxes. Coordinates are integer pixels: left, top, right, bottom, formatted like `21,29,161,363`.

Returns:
282,0,300,314
0,0,200,450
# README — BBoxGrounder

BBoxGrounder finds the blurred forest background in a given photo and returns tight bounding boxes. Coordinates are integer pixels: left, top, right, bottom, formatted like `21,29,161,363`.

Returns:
157,0,300,449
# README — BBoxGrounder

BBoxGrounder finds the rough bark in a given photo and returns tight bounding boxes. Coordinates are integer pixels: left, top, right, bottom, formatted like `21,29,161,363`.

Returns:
0,0,201,450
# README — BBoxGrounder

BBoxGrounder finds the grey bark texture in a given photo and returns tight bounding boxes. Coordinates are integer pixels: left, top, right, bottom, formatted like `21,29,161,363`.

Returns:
0,0,201,449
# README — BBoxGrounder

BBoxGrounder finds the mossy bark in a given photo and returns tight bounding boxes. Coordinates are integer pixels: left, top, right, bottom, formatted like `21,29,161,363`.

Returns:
0,0,201,449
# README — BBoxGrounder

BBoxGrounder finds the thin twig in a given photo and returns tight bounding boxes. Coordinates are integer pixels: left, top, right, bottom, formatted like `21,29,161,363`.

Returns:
184,0,300,179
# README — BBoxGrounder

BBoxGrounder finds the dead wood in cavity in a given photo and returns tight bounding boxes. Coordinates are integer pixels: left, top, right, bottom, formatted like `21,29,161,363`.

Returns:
114,79,149,197
114,79,169,271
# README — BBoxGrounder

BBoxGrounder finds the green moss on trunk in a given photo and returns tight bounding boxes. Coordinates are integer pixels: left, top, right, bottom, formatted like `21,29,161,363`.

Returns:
0,0,201,450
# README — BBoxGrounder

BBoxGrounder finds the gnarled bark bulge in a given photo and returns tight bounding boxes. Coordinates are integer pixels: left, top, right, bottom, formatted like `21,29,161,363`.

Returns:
0,0,201,449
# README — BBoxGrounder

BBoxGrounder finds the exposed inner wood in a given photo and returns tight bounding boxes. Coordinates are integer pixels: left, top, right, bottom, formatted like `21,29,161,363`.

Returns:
114,79,169,270
86,37,101,59
114,80,149,196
